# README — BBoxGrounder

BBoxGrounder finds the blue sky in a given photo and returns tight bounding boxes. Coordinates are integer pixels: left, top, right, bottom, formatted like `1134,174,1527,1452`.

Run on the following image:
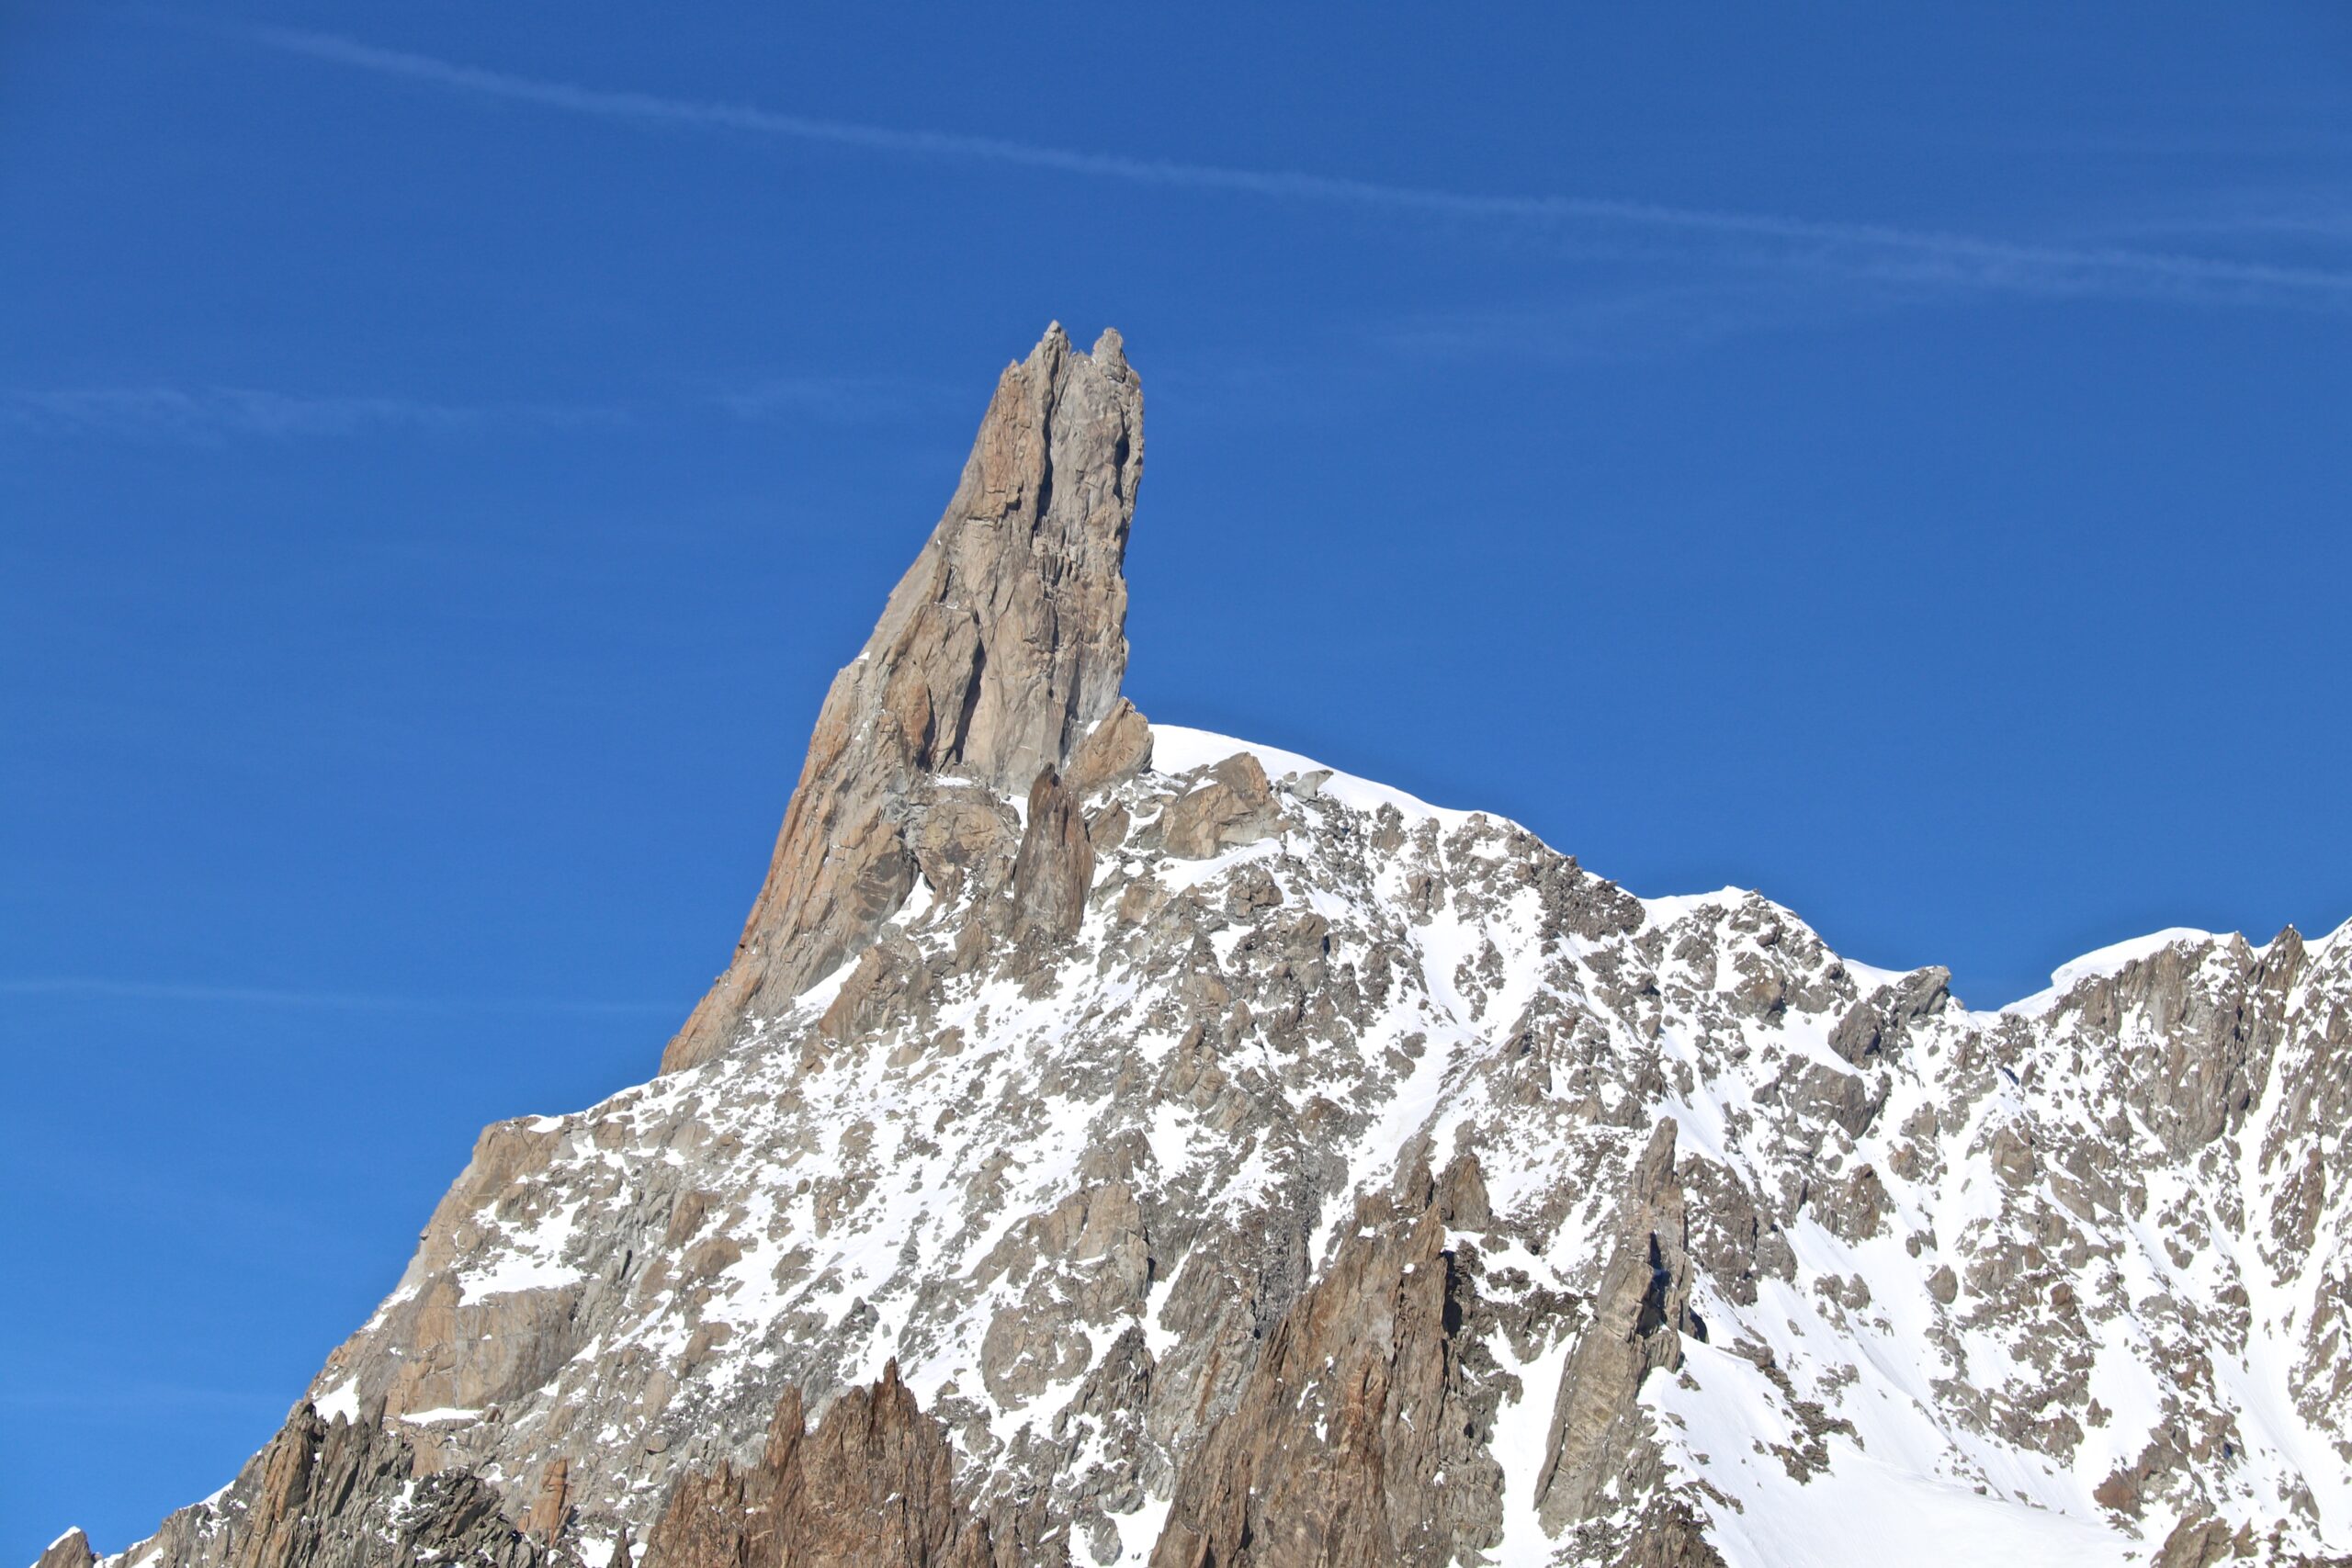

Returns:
6,1,2352,1551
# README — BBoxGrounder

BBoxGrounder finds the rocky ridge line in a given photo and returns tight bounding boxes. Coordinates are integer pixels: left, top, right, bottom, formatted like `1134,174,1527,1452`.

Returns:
59,327,2352,1568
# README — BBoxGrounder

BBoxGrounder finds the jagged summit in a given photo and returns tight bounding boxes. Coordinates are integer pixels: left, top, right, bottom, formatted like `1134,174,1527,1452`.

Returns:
69,330,2352,1568
663,323,1148,1072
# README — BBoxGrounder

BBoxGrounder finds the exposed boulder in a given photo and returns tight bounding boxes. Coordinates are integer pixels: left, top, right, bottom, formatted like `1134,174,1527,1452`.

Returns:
1160,753,1280,859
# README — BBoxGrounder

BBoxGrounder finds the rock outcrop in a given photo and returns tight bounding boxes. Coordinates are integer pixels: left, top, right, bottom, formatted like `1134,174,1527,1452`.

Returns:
1535,1120,1691,1534
31,1533,96,1568
662,322,1145,1072
1149,1181,1503,1568
642,1364,997,1568
1009,769,1095,946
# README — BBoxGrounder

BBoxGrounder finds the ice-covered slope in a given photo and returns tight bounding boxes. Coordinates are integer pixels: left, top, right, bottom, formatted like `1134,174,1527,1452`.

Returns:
71,327,2352,1568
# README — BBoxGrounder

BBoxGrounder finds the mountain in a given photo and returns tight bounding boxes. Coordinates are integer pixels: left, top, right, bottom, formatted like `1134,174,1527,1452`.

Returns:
48,325,2352,1568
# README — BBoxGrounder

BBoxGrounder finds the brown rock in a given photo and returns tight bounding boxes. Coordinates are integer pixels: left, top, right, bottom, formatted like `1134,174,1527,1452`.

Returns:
1066,697,1153,798
33,1531,97,1568
664,324,1144,1071
911,788,1021,902
527,1458,570,1540
1009,768,1094,945
1148,1192,1503,1567
819,937,933,1045
1161,754,1280,860
2151,1511,2245,1568
1827,1000,1882,1065
121,1401,573,1568
642,1362,998,1568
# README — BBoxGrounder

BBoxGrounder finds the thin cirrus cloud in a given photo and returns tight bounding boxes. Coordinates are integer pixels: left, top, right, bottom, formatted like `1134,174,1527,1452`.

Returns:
0,975,675,1015
1,379,934,443
0,385,629,441
240,25,2352,312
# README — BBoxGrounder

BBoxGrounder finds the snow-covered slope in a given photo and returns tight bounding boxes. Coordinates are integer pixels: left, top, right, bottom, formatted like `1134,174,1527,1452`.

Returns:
115,721,2352,1568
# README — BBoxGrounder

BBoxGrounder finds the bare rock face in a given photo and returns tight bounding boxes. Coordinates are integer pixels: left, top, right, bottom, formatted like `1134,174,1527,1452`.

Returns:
1065,697,1153,799
642,1363,998,1568
32,1532,96,1568
663,323,1145,1072
1158,753,1278,859
526,1459,571,1541
1009,769,1095,946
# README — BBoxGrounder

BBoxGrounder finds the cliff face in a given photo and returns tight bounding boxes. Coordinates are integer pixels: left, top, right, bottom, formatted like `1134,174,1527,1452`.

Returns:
71,327,2352,1568
662,322,1144,1074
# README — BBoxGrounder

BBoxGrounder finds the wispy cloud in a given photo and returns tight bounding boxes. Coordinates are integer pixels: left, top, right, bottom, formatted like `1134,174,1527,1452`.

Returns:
712,374,943,424
0,975,675,1014
1390,277,1907,365
0,385,629,442
241,26,2352,312
2086,189,2352,249
1,378,940,443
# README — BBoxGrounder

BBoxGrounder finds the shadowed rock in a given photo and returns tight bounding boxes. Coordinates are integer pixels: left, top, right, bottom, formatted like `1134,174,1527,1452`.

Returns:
642,1363,999,1568
1010,768,1094,945
1148,1187,1504,1568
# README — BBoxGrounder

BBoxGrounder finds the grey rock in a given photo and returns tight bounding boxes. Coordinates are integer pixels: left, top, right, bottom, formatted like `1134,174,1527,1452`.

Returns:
1536,1119,1692,1538
32,1532,96,1568
1159,753,1279,859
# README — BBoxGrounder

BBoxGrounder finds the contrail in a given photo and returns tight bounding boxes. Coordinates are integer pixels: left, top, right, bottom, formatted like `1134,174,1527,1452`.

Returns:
1,975,675,1014
246,26,2352,309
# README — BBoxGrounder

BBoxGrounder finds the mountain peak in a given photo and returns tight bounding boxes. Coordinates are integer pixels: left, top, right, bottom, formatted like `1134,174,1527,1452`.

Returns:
85,330,2352,1568
662,324,1146,1072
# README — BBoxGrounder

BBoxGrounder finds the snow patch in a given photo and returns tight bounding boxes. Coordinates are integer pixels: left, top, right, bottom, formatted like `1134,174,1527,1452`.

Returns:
312,1374,360,1423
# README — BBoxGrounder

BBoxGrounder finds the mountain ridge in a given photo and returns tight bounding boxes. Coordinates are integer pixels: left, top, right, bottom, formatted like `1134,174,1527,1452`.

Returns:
51,326,2352,1568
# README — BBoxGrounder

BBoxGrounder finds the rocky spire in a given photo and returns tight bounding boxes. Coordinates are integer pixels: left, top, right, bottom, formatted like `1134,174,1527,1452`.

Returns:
662,324,1147,1072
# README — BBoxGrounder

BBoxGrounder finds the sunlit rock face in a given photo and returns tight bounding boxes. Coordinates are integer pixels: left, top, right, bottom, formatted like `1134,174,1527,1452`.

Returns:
86,328,2352,1568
